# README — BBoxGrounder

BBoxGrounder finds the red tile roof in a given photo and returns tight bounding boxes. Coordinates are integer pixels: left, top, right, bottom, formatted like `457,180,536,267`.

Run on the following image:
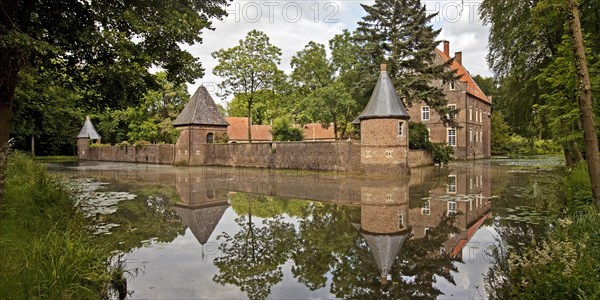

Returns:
436,48,490,103
300,123,336,140
225,117,336,141
225,117,272,141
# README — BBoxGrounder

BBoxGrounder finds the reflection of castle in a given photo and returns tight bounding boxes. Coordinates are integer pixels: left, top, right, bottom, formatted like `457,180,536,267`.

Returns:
173,174,229,251
409,164,492,258
353,180,411,285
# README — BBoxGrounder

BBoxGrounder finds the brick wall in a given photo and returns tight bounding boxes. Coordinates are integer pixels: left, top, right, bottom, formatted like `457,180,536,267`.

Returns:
201,141,362,172
88,144,174,164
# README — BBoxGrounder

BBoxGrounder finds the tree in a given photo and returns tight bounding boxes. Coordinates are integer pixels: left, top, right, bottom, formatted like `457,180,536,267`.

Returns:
481,0,600,202
354,0,458,125
212,30,282,143
0,0,228,148
566,0,600,203
289,41,358,139
490,112,512,155
270,117,303,142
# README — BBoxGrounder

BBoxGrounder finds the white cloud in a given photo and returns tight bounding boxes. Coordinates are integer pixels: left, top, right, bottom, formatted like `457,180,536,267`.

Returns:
185,0,492,102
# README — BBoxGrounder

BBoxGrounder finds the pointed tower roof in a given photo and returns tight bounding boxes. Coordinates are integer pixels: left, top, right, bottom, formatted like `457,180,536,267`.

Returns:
362,231,411,282
173,85,229,127
76,116,101,139
352,64,410,124
173,203,229,245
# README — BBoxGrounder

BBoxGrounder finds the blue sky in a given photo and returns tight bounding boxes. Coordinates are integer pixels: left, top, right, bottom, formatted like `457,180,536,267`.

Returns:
184,0,492,105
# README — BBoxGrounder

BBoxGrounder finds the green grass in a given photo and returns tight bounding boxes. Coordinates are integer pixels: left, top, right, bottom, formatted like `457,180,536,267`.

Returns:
34,155,78,163
0,153,113,299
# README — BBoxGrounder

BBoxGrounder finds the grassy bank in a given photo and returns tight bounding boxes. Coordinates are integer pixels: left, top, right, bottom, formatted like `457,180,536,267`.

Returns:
0,153,113,298
487,162,600,299
34,155,78,163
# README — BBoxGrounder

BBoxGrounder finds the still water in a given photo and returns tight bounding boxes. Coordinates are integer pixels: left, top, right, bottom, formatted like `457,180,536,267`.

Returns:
49,157,563,299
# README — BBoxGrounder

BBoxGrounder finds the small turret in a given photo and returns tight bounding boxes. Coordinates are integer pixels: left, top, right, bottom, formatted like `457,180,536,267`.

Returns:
354,64,411,174
76,116,101,160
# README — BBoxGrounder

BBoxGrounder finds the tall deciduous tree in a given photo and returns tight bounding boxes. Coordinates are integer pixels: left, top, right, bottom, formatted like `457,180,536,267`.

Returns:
354,0,458,124
566,0,600,203
0,0,228,148
212,30,282,143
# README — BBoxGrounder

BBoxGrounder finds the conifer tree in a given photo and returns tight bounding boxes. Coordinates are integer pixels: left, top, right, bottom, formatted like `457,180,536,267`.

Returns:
354,0,458,124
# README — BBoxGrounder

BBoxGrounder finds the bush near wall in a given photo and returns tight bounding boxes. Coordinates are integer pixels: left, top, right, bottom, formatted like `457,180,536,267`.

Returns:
409,122,453,164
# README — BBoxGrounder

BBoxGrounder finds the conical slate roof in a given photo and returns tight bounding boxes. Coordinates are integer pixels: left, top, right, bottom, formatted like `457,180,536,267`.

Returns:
352,64,410,124
173,203,229,245
173,85,229,127
362,231,411,280
76,116,101,139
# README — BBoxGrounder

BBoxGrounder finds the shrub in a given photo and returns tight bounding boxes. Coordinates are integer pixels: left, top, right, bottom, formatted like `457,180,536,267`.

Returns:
215,132,230,144
133,140,151,147
409,122,429,149
89,143,111,149
427,142,453,165
271,117,303,142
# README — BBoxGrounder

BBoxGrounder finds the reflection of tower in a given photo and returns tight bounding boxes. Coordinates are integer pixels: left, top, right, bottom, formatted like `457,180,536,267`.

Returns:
354,180,412,284
174,173,229,259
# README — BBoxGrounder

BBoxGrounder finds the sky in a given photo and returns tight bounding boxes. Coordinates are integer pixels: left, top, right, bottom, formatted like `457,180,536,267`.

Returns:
184,0,492,105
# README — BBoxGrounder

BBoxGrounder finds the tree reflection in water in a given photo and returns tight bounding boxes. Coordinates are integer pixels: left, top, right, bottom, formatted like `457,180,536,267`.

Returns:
212,192,463,300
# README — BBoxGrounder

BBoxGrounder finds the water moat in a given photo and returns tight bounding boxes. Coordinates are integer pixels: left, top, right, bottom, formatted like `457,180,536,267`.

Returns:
48,156,563,299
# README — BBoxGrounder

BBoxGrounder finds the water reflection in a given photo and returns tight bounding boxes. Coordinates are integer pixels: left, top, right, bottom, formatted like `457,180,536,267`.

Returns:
55,162,498,299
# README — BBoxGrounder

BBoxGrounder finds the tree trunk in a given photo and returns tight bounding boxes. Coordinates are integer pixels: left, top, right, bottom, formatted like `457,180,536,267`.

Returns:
0,66,18,207
567,0,600,204
31,135,35,156
247,97,253,143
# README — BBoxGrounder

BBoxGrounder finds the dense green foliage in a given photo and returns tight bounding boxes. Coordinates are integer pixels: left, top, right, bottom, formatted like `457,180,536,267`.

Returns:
0,153,114,298
354,0,458,125
480,0,600,164
270,117,304,142
486,162,600,299
1,0,229,148
409,122,453,164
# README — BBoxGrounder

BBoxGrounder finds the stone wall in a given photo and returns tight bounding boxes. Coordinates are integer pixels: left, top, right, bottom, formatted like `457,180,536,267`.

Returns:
87,144,174,164
201,141,362,172
408,150,434,168
84,141,433,172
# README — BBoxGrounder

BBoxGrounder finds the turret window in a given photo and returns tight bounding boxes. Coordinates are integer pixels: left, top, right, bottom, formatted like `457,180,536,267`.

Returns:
397,121,404,136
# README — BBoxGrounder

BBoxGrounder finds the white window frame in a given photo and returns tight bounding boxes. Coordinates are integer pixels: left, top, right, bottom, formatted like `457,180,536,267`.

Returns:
448,201,457,216
447,127,456,147
469,127,473,142
447,104,457,119
421,106,430,121
447,175,457,193
422,200,430,215
469,107,473,121
449,81,455,90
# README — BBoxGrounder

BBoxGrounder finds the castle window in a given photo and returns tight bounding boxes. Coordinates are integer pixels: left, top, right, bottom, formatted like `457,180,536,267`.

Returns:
449,81,455,90
422,201,430,215
397,121,404,136
206,133,214,144
447,175,457,193
421,106,430,121
447,127,456,146
469,107,473,121
469,127,473,142
448,201,457,216
447,104,457,119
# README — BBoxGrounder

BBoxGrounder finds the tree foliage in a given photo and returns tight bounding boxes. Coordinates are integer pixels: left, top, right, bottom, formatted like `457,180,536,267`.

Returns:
212,30,282,142
270,117,303,142
354,0,458,125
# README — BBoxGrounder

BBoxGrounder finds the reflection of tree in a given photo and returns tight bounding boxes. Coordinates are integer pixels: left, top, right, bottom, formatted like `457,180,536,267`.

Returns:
213,198,296,300
331,215,460,299
291,204,359,290
96,183,186,252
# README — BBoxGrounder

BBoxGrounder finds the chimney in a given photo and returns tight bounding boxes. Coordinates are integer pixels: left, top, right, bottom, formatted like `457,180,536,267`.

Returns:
381,64,387,72
443,40,450,56
455,51,462,65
